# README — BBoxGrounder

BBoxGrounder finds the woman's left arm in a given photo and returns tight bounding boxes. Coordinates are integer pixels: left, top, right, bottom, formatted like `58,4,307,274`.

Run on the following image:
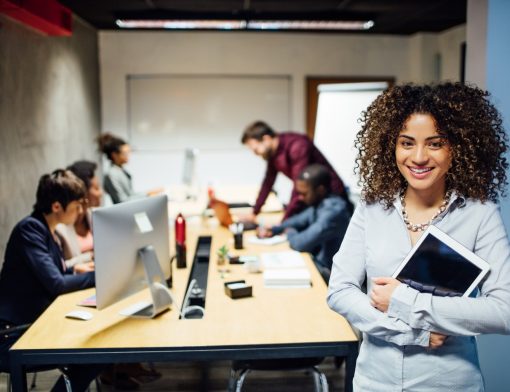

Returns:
384,204,510,336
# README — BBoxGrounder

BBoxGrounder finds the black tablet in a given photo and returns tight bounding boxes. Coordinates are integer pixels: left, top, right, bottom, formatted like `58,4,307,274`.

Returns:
392,225,490,297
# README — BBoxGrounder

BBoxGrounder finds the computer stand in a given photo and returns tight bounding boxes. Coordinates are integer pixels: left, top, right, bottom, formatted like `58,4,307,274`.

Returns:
119,245,174,318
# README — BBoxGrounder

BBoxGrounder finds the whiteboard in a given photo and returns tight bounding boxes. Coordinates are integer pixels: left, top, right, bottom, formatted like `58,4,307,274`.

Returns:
127,75,291,151
313,82,388,197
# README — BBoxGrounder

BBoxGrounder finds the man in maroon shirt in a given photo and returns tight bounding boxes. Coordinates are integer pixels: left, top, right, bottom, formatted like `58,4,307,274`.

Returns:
241,120,352,220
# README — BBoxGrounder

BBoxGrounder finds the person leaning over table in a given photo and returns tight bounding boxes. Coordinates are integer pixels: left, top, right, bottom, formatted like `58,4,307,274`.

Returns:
0,169,98,391
327,82,510,392
97,132,163,204
241,120,353,221
257,164,351,282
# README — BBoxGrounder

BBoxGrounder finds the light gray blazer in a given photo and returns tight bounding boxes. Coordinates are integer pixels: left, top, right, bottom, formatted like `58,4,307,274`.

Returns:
103,164,144,204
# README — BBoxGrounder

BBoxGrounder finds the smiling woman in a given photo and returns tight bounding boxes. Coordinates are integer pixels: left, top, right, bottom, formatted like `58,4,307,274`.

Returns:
327,82,510,392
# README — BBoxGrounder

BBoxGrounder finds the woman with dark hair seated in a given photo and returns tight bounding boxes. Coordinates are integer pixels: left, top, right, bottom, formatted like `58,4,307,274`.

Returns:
0,169,98,391
56,160,102,269
97,133,162,204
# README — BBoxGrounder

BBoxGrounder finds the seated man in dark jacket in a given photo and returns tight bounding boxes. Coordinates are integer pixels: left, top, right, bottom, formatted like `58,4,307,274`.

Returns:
0,169,97,391
258,164,351,282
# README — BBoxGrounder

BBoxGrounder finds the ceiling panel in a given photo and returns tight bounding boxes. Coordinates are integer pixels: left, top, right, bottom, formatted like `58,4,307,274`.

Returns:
59,0,466,34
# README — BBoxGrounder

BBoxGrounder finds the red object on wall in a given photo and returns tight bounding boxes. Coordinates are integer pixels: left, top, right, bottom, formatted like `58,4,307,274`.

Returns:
0,0,72,36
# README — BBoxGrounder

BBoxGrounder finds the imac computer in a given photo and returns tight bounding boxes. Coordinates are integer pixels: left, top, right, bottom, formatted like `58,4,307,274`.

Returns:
182,147,199,200
93,194,173,317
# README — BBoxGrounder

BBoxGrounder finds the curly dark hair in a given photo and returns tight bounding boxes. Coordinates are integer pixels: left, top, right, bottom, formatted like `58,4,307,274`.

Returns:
355,82,508,207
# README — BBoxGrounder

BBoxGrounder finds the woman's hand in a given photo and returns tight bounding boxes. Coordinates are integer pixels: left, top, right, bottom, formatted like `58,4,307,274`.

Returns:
370,277,401,313
429,332,448,349
73,261,95,274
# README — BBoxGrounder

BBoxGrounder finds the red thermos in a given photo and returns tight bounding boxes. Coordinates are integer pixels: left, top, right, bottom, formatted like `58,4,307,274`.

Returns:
175,213,187,268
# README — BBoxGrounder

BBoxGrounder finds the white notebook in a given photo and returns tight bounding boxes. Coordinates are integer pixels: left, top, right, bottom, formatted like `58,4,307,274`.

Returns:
261,250,306,269
247,235,287,246
263,268,311,288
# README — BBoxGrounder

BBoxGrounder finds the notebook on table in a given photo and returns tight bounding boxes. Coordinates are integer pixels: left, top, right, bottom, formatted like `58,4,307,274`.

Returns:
392,225,490,297
261,251,311,288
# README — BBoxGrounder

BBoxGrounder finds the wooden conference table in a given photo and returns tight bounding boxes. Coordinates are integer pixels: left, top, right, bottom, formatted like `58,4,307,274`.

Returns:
9,215,358,391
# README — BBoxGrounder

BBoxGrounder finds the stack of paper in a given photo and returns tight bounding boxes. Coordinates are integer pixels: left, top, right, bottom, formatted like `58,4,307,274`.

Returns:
247,235,287,246
263,269,311,288
261,251,311,288
261,250,305,269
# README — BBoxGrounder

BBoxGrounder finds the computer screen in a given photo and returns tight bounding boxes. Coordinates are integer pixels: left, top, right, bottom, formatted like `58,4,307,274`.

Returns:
93,195,171,312
182,148,198,186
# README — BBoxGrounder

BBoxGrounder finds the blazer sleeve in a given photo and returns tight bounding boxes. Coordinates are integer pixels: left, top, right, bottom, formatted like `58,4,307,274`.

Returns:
18,220,95,297
285,201,349,253
327,204,431,347
387,203,510,336
272,207,312,234
104,171,144,204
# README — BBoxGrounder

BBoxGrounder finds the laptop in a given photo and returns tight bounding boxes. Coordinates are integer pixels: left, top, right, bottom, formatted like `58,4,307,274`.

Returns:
392,225,490,297
210,198,258,231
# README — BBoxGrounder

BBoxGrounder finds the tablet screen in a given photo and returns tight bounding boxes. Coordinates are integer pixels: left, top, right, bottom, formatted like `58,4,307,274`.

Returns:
397,233,482,297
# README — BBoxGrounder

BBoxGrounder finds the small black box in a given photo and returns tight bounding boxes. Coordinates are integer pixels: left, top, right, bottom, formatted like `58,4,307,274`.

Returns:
228,255,243,264
224,280,252,299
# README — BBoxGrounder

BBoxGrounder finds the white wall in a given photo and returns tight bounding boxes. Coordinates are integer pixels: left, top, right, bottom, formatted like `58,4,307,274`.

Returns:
98,29,465,194
407,25,466,83
438,25,466,81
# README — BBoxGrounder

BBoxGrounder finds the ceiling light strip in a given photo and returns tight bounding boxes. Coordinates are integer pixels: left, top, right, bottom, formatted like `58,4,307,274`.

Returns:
116,19,374,31
247,20,374,30
116,19,247,30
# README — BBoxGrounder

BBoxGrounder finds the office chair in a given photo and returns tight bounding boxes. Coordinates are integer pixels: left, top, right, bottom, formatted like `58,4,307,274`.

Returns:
0,323,73,392
228,357,328,392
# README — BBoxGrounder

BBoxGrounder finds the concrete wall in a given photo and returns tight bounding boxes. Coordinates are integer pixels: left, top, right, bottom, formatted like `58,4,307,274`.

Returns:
0,15,101,260
98,27,466,193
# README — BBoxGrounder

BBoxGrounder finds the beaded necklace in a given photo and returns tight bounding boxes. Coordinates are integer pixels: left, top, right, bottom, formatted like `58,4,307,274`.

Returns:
400,190,452,232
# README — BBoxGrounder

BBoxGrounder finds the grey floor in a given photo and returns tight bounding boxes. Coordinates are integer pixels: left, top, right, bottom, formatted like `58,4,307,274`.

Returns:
0,358,345,391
